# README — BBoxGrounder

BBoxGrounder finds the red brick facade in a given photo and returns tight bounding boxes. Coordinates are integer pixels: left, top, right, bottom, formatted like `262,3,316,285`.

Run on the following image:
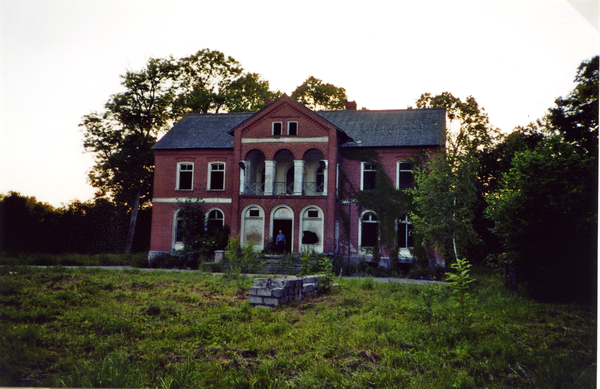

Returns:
149,95,444,262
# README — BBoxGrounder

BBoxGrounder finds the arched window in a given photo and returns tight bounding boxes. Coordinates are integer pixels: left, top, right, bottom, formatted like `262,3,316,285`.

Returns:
361,212,379,248
207,209,224,231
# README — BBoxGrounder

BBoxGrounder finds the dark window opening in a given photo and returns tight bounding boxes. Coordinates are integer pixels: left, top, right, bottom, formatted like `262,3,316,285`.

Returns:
273,122,282,136
302,230,319,244
210,163,225,190
363,163,376,190
249,209,260,217
288,122,298,135
308,210,319,218
399,162,414,190
316,166,324,192
361,213,378,247
207,209,224,230
178,163,193,190
398,215,413,248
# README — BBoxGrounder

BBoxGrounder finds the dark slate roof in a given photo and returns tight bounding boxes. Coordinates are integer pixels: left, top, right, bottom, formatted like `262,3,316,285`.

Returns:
153,112,252,149
317,108,446,147
153,108,445,150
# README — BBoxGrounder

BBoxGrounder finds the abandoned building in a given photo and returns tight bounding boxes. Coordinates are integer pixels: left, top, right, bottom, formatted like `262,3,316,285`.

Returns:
148,94,445,265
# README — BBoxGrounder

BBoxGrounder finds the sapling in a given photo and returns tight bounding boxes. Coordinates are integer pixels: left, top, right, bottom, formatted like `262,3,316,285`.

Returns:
445,258,475,329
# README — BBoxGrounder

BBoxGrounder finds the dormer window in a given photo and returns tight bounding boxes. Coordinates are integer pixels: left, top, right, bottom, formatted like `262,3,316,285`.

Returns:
272,122,282,136
288,122,298,136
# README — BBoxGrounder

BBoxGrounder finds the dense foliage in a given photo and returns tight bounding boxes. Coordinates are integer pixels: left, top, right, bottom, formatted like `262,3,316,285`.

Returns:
0,266,595,387
0,192,150,255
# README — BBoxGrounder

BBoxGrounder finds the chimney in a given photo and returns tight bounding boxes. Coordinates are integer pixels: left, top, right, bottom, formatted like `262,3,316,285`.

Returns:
264,98,272,107
345,100,357,110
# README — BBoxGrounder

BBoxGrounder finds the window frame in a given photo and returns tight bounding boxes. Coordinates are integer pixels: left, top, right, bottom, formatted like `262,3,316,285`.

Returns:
176,162,194,191
288,121,298,136
272,122,283,136
208,162,225,191
361,162,377,191
397,161,414,190
360,211,379,249
397,214,414,249
206,208,225,230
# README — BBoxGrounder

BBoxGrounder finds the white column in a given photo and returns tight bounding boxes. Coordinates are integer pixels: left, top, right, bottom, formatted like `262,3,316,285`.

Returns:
321,160,328,196
294,160,305,195
239,161,246,194
265,160,276,195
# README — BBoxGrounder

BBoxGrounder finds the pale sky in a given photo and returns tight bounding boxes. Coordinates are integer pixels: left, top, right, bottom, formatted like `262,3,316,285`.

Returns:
0,0,598,207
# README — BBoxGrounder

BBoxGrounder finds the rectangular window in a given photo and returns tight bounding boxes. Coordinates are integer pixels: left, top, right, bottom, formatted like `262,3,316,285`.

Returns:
398,215,413,248
308,210,319,218
398,162,414,190
177,163,193,190
288,122,298,135
209,163,225,190
272,122,282,136
362,163,377,190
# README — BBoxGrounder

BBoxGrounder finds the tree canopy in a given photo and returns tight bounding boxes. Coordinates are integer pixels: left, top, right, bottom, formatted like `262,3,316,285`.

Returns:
485,56,598,303
81,49,280,252
291,76,347,110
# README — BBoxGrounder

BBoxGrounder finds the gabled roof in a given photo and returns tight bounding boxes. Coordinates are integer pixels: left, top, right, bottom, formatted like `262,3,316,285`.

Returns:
153,112,252,149
153,104,445,150
319,108,445,148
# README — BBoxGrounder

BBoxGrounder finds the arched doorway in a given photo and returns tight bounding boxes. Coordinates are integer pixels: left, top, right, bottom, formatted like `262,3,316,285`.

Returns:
271,206,293,253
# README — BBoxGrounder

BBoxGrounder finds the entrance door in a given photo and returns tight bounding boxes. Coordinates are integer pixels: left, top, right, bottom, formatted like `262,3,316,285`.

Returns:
273,219,292,253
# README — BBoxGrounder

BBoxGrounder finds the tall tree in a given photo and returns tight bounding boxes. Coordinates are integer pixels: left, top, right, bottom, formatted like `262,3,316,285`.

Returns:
410,93,498,264
82,58,174,253
547,55,598,156
291,76,347,110
486,56,598,303
82,50,279,253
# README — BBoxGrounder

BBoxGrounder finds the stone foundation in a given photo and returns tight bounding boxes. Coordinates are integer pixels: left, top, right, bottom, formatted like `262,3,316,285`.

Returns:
248,275,325,307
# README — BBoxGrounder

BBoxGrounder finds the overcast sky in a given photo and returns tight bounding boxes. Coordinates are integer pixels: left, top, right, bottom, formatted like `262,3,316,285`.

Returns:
0,0,598,207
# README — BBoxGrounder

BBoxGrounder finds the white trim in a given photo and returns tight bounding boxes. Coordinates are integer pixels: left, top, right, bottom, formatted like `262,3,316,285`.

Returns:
176,162,194,191
271,205,294,253
397,160,414,190
288,121,298,135
207,161,226,191
153,198,232,203
241,205,265,251
361,162,376,191
272,121,283,136
242,137,328,144
299,205,324,253
172,209,184,250
206,208,225,228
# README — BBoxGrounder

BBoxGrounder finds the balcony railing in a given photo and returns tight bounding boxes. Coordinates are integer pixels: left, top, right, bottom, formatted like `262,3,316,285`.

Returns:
303,182,324,196
242,182,325,196
273,182,294,195
244,182,264,195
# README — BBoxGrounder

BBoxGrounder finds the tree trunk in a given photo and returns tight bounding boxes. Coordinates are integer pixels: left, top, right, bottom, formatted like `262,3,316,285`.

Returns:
125,186,141,254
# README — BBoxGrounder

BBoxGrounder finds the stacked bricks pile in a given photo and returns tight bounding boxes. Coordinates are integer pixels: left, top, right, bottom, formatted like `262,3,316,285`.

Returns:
248,275,324,307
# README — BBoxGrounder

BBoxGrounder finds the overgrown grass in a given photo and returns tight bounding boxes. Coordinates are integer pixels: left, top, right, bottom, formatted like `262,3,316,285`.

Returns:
0,264,595,388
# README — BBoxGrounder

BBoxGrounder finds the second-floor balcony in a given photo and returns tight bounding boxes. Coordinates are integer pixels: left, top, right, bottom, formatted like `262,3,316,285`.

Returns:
243,182,324,196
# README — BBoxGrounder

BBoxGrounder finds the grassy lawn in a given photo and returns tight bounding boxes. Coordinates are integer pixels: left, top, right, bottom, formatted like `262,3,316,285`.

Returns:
0,265,595,388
